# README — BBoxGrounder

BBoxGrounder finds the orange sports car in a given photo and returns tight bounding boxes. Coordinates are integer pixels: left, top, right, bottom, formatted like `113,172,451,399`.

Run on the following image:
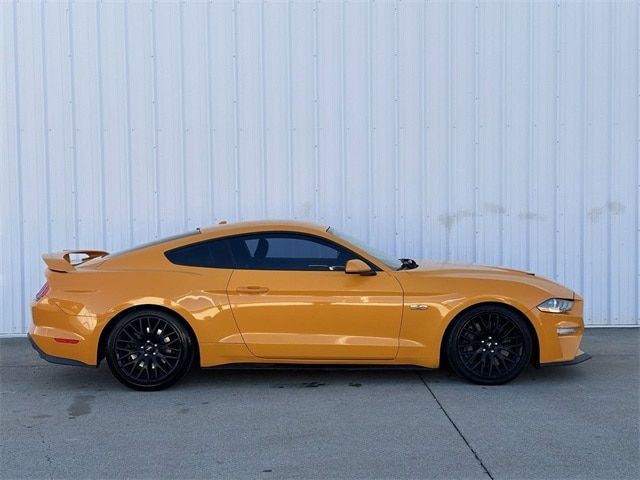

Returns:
29,220,590,390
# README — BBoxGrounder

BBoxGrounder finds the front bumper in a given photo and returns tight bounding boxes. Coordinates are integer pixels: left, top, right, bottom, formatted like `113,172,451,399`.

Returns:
541,350,592,367
531,298,590,366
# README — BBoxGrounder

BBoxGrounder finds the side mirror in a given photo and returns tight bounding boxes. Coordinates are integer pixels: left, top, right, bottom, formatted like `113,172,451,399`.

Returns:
345,259,375,276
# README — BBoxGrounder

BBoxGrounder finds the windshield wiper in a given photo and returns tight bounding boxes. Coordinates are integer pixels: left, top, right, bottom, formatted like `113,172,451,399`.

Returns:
398,258,419,270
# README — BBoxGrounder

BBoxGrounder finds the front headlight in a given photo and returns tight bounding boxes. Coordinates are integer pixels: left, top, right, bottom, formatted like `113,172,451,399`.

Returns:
537,298,573,313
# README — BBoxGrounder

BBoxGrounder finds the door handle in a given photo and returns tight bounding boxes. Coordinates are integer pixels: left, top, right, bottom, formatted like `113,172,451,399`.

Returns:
236,286,270,294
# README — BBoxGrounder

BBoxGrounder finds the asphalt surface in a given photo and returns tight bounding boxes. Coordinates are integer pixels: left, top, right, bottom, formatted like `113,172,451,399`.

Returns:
1,329,638,479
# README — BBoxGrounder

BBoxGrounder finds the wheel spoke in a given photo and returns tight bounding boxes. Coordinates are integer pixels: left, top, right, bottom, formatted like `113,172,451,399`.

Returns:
150,317,160,336
127,360,138,376
155,360,169,375
115,345,137,354
499,344,523,354
497,355,509,374
134,364,145,380
486,313,494,334
499,353,517,365
119,357,139,368
493,357,503,375
124,324,140,341
116,351,138,362
160,354,180,361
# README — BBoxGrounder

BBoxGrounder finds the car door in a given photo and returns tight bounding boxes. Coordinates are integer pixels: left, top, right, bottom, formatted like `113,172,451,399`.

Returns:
225,232,403,360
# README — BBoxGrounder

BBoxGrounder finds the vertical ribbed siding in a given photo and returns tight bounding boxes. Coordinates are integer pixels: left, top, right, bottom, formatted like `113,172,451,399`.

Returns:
1,0,638,333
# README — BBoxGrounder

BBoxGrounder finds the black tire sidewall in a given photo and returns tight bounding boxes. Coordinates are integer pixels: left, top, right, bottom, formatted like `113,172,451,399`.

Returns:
105,310,194,391
446,305,532,385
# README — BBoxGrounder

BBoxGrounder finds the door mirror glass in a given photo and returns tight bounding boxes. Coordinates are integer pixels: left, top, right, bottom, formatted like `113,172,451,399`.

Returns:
345,259,375,276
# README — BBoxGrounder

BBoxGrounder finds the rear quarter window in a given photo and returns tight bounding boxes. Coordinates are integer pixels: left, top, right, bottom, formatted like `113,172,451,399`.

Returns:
165,239,234,269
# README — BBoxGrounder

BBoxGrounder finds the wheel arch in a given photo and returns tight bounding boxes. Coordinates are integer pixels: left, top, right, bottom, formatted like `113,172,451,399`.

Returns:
438,301,540,368
97,304,200,367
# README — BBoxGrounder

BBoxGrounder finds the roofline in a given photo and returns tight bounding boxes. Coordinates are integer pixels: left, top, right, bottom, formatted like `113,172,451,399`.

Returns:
199,219,329,236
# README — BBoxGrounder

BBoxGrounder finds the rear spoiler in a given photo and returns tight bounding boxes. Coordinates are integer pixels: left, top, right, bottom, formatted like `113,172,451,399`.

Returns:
42,250,109,273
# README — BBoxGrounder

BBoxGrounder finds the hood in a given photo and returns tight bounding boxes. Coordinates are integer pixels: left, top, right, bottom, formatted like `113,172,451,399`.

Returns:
411,260,537,276
398,260,575,300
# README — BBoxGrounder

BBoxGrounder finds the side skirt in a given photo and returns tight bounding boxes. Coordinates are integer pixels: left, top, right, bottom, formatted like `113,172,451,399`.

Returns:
201,363,435,372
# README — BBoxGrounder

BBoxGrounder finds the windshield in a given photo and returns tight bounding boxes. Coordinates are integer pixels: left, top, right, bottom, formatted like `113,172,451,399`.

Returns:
327,227,403,270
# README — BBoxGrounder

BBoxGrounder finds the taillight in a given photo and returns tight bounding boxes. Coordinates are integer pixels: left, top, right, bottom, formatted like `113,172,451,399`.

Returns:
35,282,50,301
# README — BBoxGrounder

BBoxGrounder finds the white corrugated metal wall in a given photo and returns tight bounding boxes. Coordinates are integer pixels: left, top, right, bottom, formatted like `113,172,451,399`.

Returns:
1,0,638,334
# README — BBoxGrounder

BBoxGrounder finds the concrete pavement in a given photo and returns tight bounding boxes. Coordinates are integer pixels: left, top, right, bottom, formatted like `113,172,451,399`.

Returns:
1,329,638,479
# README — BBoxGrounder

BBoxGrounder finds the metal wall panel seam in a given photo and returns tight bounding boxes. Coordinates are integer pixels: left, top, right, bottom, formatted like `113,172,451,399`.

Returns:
554,0,560,280
40,0,52,251
206,0,214,224
96,0,107,247
12,0,26,332
178,0,187,229
340,0,346,228
637,0,640,321
394,0,400,255
500,0,507,265
259,0,267,218
527,0,534,272
312,0,319,220
150,0,160,238
607,1,614,322
67,0,79,245
473,0,479,263
286,0,293,218
231,0,240,219
366,0,373,242
446,1,452,261
420,1,426,256
581,1,588,298
123,0,134,244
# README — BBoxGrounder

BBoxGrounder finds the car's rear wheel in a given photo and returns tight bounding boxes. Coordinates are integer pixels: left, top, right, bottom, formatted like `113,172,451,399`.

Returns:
446,305,532,385
106,310,194,390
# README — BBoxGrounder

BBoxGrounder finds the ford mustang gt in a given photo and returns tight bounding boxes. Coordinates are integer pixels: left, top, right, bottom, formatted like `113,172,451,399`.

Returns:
29,220,590,390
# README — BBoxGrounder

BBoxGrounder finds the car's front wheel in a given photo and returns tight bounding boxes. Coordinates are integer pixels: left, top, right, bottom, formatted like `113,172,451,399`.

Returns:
105,310,194,390
446,305,532,385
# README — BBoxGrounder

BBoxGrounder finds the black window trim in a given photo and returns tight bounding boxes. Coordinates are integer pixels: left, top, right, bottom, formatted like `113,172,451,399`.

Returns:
164,230,382,272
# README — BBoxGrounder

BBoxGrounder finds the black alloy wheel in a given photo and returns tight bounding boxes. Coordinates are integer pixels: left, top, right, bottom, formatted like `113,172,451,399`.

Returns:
446,305,532,385
106,310,194,390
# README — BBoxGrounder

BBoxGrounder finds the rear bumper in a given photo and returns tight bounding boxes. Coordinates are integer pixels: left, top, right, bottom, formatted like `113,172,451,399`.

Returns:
540,351,592,367
30,299,99,366
28,333,92,367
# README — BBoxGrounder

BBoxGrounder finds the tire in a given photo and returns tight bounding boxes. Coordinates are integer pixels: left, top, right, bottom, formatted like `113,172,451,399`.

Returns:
105,309,194,391
446,305,532,385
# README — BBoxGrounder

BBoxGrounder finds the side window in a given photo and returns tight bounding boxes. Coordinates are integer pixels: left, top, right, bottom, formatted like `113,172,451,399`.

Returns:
227,233,360,271
165,239,234,269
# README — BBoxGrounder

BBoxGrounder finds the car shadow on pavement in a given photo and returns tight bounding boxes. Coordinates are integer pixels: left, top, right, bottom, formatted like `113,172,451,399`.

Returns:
32,361,589,393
